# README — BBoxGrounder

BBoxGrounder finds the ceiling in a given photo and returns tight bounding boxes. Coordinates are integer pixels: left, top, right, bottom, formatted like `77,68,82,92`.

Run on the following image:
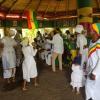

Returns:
0,0,100,19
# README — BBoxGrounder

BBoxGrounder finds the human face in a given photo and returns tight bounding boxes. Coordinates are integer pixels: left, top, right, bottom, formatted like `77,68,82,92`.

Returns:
89,26,99,42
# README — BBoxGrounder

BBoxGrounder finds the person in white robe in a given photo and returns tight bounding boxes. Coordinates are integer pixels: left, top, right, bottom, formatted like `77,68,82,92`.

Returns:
45,39,52,65
75,25,87,55
0,35,3,58
1,29,17,83
70,52,83,94
81,46,88,69
80,46,88,86
47,29,64,72
21,38,38,91
85,23,100,100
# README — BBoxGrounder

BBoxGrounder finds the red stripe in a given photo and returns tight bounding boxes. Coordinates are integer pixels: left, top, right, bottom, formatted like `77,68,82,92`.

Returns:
25,10,32,29
96,47,100,49
88,48,96,57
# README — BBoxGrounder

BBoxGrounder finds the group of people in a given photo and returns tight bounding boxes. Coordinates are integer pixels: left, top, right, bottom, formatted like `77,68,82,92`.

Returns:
35,29,64,72
70,23,100,100
0,23,100,100
0,28,38,91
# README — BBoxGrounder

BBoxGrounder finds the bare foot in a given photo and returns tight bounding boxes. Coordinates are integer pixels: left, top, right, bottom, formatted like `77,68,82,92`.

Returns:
52,70,56,72
76,91,80,95
34,83,39,87
12,78,15,83
59,69,62,71
7,79,11,84
22,87,27,91
72,89,75,92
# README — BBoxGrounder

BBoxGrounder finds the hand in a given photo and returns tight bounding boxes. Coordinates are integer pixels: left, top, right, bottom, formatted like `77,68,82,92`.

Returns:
79,53,82,56
0,43,4,48
89,73,96,80
85,75,87,79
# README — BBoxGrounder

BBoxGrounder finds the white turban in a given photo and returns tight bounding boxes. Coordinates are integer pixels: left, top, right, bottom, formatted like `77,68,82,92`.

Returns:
75,25,84,33
21,37,29,47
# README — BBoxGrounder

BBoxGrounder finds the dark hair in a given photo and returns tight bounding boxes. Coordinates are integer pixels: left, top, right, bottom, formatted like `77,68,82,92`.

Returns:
37,31,41,35
71,35,74,38
65,30,70,34
56,28,62,33
53,30,57,35
34,38,37,43
73,55,81,65
17,30,22,34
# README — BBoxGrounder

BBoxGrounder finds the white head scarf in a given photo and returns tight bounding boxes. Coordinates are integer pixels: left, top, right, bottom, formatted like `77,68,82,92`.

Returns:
75,25,84,33
21,37,29,47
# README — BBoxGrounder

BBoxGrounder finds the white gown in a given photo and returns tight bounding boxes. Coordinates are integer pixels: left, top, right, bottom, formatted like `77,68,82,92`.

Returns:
81,48,88,69
1,36,17,78
76,34,87,54
70,64,83,88
45,41,52,65
85,39,100,100
22,46,38,82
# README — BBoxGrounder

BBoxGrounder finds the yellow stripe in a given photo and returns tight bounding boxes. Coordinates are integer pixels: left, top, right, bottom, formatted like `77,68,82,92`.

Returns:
88,43,100,57
92,24,99,34
89,45,96,53
96,43,100,48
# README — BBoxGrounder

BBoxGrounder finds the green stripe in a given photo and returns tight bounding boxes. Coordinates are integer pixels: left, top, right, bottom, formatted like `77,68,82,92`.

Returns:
77,0,92,8
97,23,100,33
33,12,39,29
89,43,100,51
96,43,100,46
89,44,96,51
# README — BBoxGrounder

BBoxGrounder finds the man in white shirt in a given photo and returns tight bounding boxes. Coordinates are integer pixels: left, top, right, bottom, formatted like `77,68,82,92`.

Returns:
75,25,87,55
47,29,64,72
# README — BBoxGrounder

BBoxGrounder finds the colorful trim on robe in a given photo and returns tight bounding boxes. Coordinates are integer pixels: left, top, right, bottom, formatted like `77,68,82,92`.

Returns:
88,43,100,57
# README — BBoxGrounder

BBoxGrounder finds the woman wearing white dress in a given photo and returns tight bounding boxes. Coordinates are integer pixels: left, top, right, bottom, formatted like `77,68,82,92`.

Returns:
22,38,38,91
1,29,17,83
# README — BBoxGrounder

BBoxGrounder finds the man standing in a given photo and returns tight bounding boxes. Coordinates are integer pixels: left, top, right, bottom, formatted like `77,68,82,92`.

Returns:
85,23,100,100
75,25,87,55
47,28,64,72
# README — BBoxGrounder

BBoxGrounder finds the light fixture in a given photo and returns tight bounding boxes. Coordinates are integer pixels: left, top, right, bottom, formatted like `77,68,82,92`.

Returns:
6,14,20,18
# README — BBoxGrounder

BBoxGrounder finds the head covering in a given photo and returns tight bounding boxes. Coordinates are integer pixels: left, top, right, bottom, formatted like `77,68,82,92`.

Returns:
9,29,16,36
92,23,100,36
21,37,29,47
75,25,84,33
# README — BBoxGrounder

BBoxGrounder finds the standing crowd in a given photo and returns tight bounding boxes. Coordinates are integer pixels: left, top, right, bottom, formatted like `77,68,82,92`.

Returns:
0,23,100,100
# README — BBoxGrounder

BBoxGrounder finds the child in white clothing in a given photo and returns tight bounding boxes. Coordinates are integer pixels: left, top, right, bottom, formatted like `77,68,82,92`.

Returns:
70,53,83,94
21,38,38,91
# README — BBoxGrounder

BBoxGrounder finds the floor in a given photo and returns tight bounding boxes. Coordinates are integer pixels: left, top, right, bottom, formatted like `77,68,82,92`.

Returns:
0,59,85,100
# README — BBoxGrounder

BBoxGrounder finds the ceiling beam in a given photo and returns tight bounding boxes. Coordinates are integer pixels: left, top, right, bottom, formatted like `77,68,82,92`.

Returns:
23,0,33,10
35,0,42,12
0,0,6,6
96,0,100,8
43,0,53,17
20,0,33,15
7,0,18,13
66,0,69,15
54,0,62,15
